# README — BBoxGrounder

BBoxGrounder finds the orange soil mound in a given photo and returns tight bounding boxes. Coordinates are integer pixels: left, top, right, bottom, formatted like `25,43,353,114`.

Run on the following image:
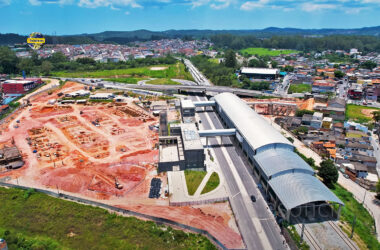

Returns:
39,163,146,196
116,204,244,249
120,149,158,164
30,105,74,118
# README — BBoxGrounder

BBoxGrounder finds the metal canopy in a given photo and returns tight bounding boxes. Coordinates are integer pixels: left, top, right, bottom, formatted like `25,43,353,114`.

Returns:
269,172,344,210
254,148,315,179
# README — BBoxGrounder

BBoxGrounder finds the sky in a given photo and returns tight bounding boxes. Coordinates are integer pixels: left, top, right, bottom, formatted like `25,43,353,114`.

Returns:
1,0,380,35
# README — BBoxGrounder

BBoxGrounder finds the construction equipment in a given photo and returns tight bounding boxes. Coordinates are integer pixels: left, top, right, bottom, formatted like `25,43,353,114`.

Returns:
115,178,123,189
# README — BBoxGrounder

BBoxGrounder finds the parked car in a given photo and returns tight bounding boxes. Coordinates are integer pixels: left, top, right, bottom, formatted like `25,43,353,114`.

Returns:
250,195,256,202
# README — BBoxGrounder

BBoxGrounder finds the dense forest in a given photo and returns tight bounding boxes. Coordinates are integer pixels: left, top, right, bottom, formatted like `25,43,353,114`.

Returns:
0,46,177,75
210,34,380,53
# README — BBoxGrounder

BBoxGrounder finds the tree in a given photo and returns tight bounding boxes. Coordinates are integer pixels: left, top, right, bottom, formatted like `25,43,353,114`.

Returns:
76,57,96,65
318,159,338,188
224,50,236,68
360,61,377,71
0,46,19,74
376,181,380,199
17,58,34,75
373,111,380,122
271,60,278,68
41,61,53,75
296,109,314,117
48,52,68,64
334,70,344,78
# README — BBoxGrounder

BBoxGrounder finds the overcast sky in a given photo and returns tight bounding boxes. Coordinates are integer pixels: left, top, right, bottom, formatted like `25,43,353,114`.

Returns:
1,0,380,35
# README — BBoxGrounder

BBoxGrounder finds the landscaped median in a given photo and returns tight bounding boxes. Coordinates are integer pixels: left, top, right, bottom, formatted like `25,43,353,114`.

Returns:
0,187,216,249
184,170,207,195
201,172,220,194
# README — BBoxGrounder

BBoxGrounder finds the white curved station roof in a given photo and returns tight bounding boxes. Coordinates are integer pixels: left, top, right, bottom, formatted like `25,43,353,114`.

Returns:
269,173,343,210
213,92,293,151
213,92,343,211
254,148,315,179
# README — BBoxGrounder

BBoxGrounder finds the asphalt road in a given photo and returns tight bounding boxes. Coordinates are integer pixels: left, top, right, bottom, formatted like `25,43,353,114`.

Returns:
183,58,212,86
192,96,286,250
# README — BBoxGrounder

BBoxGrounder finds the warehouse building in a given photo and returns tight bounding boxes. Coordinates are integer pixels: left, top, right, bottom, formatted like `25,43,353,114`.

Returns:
212,92,343,221
240,67,279,80
2,79,40,94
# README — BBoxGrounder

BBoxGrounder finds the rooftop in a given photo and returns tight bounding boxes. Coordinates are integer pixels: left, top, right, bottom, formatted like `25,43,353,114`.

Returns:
269,172,343,210
181,99,195,109
180,123,203,151
241,67,279,75
212,93,293,152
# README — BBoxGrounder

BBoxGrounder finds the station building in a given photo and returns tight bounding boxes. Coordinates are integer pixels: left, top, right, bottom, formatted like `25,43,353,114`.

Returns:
158,123,205,172
211,92,343,221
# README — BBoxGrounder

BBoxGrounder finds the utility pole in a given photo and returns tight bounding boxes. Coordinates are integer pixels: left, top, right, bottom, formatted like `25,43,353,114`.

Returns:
300,223,305,243
362,190,367,205
350,215,357,239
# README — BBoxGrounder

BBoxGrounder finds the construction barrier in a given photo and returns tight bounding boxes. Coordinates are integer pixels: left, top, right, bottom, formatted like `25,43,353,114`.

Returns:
0,182,233,250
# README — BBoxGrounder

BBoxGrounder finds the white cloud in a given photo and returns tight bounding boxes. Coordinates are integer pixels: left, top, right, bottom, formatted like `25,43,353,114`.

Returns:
301,2,337,12
240,0,268,10
0,0,11,6
78,0,142,8
29,0,42,6
188,0,210,8
210,0,232,9
124,10,130,14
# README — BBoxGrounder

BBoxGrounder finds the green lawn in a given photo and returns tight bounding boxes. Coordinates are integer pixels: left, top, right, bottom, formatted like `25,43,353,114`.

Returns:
52,62,194,81
104,77,144,84
0,187,216,250
146,78,180,85
288,84,311,94
331,184,380,250
201,172,220,194
184,170,207,195
240,47,298,56
208,58,219,64
345,104,380,123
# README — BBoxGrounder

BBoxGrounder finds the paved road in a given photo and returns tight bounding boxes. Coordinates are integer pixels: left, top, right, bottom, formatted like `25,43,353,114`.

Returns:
273,74,294,97
192,96,286,250
183,58,212,86
68,77,280,98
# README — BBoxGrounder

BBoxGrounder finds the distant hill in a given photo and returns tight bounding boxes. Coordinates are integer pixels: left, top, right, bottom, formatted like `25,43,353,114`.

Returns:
1,26,380,45
78,26,380,42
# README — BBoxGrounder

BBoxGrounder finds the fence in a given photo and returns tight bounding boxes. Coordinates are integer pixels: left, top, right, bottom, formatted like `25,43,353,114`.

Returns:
0,181,231,250
169,196,229,206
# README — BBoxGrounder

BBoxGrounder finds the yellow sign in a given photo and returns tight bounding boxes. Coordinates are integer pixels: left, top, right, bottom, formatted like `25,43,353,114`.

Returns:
27,32,45,50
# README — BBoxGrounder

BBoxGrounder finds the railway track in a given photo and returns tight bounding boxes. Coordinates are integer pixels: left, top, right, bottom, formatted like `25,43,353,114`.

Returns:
327,221,359,250
295,223,322,250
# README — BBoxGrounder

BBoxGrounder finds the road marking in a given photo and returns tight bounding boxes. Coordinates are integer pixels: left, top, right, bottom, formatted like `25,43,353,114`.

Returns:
232,192,240,199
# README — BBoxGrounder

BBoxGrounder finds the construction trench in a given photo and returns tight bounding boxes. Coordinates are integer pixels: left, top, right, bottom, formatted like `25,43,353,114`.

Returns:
0,81,244,249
